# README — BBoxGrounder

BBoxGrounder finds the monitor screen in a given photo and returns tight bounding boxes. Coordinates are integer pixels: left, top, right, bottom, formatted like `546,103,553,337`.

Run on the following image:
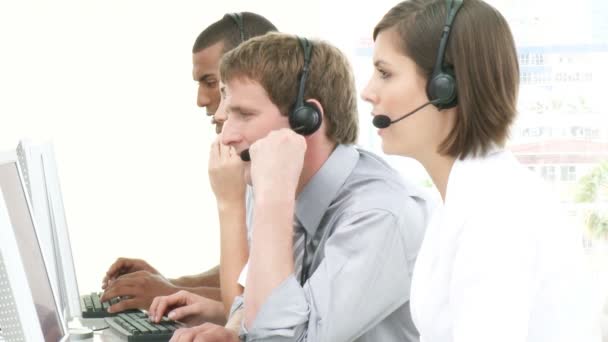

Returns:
0,162,65,341
17,141,82,320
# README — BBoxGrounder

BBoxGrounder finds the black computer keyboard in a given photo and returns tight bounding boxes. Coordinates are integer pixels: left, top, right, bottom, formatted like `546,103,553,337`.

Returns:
80,292,120,318
105,312,184,342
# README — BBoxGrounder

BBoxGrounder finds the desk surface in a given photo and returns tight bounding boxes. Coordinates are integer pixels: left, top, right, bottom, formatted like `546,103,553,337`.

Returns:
70,317,124,342
0,329,116,342
0,318,158,342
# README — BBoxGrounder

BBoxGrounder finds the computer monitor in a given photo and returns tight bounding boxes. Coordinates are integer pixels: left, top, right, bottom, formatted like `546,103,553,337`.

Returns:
16,141,81,320
0,152,67,341
0,191,44,341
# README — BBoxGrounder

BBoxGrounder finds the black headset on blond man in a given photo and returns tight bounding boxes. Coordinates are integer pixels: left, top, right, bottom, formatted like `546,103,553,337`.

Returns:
229,13,317,283
238,33,322,161
372,0,463,129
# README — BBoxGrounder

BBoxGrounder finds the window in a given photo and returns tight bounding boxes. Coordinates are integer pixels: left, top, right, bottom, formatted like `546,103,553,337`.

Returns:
541,165,556,182
561,165,576,182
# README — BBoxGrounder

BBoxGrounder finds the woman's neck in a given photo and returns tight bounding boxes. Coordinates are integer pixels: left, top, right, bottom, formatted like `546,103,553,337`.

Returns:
420,152,457,202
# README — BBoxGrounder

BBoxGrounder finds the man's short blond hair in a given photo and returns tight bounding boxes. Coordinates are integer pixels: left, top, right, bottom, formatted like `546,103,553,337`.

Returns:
220,32,358,144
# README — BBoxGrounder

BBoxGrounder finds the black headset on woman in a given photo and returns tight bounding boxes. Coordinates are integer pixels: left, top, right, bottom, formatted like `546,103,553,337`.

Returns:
372,0,463,129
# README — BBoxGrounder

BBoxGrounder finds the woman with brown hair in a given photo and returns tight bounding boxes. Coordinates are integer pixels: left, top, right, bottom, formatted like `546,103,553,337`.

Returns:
361,0,599,341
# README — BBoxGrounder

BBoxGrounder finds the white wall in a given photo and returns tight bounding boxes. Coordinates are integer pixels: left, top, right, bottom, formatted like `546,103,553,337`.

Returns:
0,0,323,293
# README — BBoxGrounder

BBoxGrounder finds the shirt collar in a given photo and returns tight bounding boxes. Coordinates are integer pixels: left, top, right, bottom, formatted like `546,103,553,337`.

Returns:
295,144,359,235
446,144,505,208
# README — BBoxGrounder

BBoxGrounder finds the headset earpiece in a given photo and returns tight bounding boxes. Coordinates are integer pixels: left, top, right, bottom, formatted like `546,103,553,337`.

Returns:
289,37,322,135
290,102,322,135
425,0,463,109
427,66,457,109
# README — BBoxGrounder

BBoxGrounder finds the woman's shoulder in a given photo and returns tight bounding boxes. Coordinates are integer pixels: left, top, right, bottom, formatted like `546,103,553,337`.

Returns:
453,149,545,200
449,149,555,228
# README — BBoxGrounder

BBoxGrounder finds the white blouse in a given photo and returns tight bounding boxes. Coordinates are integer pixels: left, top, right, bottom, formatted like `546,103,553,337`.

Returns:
410,149,600,342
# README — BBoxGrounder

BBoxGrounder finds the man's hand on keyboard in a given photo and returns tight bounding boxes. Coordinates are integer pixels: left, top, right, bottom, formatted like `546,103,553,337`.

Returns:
102,257,161,289
100,270,177,313
169,322,239,342
149,290,226,327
